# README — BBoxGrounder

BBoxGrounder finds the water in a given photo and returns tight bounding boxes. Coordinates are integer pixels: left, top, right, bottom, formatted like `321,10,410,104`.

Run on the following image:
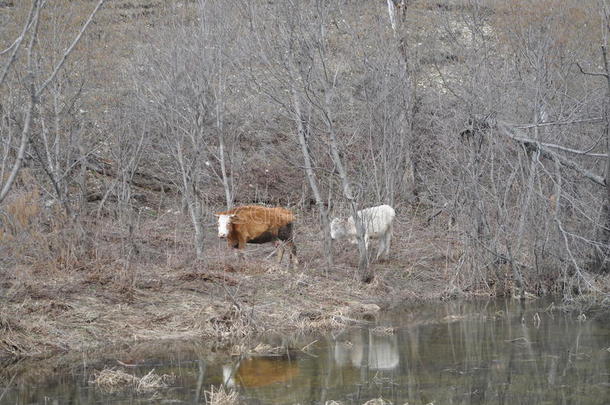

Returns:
2,299,609,404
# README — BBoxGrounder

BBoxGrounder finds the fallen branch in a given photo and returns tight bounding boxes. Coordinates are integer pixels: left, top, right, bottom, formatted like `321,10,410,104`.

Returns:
513,117,603,130
497,122,606,187
87,154,177,193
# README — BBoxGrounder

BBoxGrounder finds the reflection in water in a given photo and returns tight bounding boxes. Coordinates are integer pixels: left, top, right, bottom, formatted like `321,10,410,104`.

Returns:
223,355,300,388
2,299,609,404
334,330,399,370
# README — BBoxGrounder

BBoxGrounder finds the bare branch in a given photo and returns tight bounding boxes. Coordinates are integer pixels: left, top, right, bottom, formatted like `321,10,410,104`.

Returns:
36,0,106,97
498,122,606,187
534,141,607,158
513,117,603,129
576,62,608,78
0,2,41,205
0,0,39,89
0,95,36,206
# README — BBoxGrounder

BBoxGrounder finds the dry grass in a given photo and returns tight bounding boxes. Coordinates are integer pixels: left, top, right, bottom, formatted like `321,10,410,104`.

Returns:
370,326,395,336
361,399,391,405
2,197,606,362
89,367,174,394
0,313,39,358
0,207,468,360
89,369,137,393
229,342,285,356
204,385,240,405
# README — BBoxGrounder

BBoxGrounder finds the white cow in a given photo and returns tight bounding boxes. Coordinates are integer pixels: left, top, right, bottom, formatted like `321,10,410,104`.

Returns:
330,204,396,260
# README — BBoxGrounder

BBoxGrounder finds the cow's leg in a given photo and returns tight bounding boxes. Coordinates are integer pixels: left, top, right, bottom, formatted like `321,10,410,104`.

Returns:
278,223,298,269
236,235,247,264
289,240,298,269
383,224,393,260
376,234,386,261
275,240,285,264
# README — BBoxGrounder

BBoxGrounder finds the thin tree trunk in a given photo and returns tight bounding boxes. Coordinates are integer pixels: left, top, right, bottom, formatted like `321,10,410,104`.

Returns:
327,124,371,281
218,131,233,209
215,57,233,209
319,87,369,278
190,198,205,261
575,43,610,269
601,46,610,266
313,5,370,279
0,90,34,204
291,87,333,266
177,143,205,260
388,0,418,203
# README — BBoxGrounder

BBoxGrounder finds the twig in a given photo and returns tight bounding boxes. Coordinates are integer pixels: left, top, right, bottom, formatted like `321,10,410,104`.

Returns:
116,360,138,368
576,62,608,78
0,0,40,88
37,0,107,96
513,117,604,129
504,337,529,343
301,339,318,352
0,373,17,402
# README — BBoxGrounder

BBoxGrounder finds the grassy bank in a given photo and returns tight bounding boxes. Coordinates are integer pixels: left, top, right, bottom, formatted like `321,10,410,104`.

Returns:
2,202,609,362
1,204,462,360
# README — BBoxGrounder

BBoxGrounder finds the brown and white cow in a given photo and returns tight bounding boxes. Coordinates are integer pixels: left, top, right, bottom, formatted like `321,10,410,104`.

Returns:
215,205,298,268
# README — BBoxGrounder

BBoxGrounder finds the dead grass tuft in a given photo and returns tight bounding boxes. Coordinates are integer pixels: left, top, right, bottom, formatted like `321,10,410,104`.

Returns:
229,342,284,356
89,367,174,393
250,342,283,354
362,398,391,405
178,270,239,286
295,308,350,332
370,326,395,335
208,305,255,340
2,183,41,237
137,369,175,392
0,313,38,358
89,368,136,392
204,385,240,405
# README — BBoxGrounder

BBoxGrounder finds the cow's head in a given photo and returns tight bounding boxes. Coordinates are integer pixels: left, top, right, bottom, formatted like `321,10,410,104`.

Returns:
215,214,236,238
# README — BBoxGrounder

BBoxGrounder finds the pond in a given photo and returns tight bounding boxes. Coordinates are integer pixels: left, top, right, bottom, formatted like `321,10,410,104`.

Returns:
2,299,609,404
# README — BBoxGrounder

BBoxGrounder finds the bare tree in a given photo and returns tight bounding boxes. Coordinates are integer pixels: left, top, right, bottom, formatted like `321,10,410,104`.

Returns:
242,0,339,266
132,17,210,260
130,2,247,260
0,0,106,205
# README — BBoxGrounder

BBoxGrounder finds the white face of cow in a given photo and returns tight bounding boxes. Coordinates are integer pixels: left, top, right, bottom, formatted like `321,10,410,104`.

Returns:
216,214,235,238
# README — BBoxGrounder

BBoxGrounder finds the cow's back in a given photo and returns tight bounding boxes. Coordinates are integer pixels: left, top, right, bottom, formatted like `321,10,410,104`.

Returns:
229,205,295,240
356,205,395,236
